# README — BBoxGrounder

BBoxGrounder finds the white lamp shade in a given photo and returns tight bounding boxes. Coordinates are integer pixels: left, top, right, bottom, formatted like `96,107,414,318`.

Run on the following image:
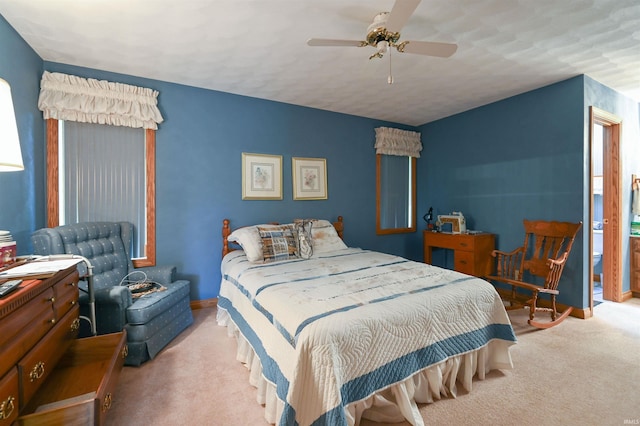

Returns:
0,78,24,171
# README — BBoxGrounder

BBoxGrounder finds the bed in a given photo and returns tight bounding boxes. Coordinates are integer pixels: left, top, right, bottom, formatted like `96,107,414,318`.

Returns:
217,217,516,426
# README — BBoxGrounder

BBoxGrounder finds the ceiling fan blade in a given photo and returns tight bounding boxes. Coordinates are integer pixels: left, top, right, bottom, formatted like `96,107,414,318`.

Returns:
397,40,458,57
385,0,421,33
307,38,366,47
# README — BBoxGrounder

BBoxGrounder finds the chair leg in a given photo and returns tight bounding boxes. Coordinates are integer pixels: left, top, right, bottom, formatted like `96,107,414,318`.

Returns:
528,292,538,322
528,293,573,329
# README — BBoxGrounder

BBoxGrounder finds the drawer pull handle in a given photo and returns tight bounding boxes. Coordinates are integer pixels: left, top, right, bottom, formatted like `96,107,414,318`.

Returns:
0,395,15,420
460,243,468,247
70,318,80,332
71,300,76,306
30,361,45,382
49,318,56,324
48,296,56,303
460,260,467,264
122,344,129,360
102,393,112,412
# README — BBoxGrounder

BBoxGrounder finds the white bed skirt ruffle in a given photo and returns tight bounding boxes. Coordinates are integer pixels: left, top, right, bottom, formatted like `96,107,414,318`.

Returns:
217,308,512,426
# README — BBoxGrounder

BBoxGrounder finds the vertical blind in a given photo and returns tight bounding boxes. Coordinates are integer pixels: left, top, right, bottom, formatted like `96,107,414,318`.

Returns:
61,121,146,257
380,155,412,228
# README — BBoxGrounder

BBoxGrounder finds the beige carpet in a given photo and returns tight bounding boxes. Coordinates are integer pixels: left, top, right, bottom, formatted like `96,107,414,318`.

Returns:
106,299,640,426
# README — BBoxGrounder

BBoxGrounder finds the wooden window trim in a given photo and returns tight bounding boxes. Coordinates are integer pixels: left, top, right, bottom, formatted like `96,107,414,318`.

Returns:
45,119,156,267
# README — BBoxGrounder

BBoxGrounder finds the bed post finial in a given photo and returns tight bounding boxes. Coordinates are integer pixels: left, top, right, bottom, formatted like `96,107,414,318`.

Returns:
334,216,344,240
223,219,231,257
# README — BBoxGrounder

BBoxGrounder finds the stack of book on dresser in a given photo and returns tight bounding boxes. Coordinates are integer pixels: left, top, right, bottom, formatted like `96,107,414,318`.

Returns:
0,229,16,267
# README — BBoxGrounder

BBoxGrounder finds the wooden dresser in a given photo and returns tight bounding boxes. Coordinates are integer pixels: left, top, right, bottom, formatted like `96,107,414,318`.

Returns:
0,265,127,426
423,231,496,277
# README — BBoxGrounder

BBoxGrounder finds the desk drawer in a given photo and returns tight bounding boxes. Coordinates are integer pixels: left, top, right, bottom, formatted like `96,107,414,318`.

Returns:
455,251,475,275
18,305,80,407
424,233,476,251
0,368,18,426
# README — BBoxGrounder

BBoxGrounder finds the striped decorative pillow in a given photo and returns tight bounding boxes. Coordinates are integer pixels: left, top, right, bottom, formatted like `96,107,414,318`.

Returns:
258,225,298,263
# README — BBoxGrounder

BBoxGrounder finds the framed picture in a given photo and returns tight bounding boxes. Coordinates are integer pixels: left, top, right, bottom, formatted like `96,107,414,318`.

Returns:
292,157,327,200
242,153,282,200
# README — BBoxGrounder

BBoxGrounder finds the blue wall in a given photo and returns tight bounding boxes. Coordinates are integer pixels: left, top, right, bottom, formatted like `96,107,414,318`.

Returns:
0,15,44,258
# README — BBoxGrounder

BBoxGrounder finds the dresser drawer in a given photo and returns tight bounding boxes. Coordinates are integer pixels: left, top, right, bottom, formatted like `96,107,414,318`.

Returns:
0,288,54,348
95,333,128,425
0,289,56,376
52,271,79,320
18,305,80,407
16,331,127,426
0,368,19,426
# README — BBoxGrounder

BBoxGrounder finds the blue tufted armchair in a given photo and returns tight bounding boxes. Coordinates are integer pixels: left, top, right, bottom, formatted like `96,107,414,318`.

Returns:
31,222,194,366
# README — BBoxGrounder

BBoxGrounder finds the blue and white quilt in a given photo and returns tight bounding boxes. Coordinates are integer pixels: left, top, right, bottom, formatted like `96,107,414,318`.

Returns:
218,248,516,426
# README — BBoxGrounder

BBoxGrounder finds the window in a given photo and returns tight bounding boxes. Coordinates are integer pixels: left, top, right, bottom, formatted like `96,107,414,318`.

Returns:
46,119,156,267
39,71,163,268
374,126,421,235
376,154,417,234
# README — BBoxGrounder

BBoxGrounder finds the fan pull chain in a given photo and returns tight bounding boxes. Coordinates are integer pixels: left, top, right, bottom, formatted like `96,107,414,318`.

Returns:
388,47,393,84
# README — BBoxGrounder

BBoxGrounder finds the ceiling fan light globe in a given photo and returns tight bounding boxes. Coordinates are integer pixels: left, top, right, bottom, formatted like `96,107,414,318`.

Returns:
377,41,388,52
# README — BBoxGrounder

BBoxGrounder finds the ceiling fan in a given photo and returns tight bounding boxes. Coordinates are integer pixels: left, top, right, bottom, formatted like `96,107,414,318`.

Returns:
307,0,457,83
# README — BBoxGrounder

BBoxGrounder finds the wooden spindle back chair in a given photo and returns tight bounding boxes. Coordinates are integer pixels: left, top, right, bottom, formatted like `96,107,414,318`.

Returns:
486,219,582,329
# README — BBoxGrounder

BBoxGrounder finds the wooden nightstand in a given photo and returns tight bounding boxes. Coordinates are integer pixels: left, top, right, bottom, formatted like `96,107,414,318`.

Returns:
423,231,495,277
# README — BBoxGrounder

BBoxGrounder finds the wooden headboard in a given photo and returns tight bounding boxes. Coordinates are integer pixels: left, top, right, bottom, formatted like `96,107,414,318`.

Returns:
222,216,344,257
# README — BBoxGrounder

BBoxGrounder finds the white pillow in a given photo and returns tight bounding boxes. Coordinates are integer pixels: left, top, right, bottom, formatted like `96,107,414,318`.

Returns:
309,219,347,254
227,226,262,262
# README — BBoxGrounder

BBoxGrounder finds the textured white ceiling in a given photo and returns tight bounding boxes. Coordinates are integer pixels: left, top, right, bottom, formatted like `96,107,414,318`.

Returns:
1,0,638,126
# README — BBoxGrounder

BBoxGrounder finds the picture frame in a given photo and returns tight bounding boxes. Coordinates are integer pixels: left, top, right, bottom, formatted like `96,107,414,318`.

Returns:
242,152,283,200
292,157,327,200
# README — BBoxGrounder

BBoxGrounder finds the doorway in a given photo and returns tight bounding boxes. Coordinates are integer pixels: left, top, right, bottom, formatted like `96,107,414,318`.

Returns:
589,106,623,312
592,122,604,305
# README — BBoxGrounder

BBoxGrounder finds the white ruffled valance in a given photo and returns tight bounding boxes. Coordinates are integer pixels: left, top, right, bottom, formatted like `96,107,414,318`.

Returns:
374,127,422,157
38,71,163,130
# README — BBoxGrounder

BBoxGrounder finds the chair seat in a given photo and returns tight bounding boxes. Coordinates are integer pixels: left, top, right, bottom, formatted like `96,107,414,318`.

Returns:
126,279,191,325
125,294,193,365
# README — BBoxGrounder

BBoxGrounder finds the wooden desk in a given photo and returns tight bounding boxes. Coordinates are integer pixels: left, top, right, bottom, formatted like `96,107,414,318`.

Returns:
423,231,495,277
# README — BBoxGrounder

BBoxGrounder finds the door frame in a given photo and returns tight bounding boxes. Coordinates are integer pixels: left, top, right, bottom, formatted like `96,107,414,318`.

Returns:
589,106,622,312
